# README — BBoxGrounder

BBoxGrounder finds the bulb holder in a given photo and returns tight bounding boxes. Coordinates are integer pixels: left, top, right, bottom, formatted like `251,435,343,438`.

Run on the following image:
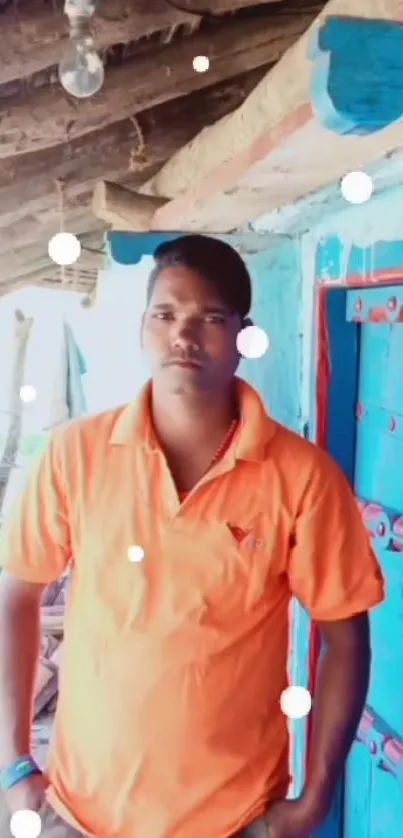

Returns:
63,0,95,19
67,16,92,40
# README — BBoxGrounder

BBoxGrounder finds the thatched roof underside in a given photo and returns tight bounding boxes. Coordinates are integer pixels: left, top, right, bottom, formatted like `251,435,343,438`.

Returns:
0,0,326,296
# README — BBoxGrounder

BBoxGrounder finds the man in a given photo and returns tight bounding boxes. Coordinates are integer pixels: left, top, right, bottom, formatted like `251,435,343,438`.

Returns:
0,235,384,838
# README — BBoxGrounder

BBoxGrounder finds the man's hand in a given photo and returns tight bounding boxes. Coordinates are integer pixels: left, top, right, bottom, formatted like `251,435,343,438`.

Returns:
4,772,48,815
264,798,324,838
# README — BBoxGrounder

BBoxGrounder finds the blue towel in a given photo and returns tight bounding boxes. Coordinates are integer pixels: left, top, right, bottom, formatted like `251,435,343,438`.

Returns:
64,322,87,419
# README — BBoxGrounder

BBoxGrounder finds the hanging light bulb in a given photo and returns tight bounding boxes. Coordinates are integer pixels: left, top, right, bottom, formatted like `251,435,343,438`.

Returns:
59,31,104,98
59,3,104,99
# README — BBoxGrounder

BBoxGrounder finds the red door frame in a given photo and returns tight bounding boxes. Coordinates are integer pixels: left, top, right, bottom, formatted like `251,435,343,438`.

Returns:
305,285,329,763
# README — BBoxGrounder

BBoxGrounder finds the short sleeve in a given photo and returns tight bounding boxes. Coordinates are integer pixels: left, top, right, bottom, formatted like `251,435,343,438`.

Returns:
288,450,385,621
0,429,72,584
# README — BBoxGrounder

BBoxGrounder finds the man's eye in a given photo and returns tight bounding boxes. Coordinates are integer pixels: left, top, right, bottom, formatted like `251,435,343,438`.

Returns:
205,315,225,324
153,312,172,320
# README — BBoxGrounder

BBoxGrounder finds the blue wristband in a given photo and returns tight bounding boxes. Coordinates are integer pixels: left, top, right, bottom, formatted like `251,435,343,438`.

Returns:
0,755,41,791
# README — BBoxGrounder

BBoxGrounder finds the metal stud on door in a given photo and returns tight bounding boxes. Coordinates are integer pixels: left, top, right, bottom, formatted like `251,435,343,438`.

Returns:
357,499,403,553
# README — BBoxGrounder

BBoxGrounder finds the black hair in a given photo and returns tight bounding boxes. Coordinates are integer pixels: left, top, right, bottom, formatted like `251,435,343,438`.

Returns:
147,234,252,320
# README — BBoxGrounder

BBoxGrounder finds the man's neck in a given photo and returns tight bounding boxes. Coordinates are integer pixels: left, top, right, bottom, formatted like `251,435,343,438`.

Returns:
150,382,238,455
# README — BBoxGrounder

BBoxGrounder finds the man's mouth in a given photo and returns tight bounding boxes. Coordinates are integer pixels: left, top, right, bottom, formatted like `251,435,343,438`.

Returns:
168,359,202,369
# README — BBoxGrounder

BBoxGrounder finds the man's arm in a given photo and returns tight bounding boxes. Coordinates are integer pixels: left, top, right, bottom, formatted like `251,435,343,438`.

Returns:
0,572,45,768
265,448,384,838
0,430,72,812
301,611,370,819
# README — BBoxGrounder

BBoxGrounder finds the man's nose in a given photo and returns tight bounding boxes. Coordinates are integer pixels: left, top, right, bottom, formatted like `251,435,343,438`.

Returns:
172,320,200,349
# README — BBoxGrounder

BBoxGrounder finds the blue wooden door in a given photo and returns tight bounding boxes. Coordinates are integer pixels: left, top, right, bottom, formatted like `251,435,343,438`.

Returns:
343,286,403,838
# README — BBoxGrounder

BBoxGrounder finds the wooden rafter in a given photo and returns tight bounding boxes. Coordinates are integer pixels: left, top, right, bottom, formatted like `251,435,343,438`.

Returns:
1,231,105,289
0,0,289,89
0,0,200,86
0,209,102,260
0,267,99,300
144,0,403,232
0,66,266,226
0,7,319,158
164,0,286,9
92,182,168,231
0,0,330,291
144,0,326,200
0,66,266,286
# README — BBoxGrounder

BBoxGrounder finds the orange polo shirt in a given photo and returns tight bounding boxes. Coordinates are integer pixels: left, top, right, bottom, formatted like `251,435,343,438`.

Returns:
0,378,384,838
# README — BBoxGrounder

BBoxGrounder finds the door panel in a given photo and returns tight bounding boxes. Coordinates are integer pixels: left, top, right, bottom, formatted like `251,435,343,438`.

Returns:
343,744,371,838
371,770,403,838
344,287,403,838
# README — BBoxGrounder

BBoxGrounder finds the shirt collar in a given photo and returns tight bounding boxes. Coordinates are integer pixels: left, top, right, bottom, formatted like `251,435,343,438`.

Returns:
234,377,277,462
109,377,277,461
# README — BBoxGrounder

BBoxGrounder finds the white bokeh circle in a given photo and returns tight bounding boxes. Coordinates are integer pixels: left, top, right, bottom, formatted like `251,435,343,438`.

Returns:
10,809,42,838
127,545,145,563
48,232,81,266
20,385,37,404
192,55,210,73
340,171,373,205
237,325,269,359
280,686,312,719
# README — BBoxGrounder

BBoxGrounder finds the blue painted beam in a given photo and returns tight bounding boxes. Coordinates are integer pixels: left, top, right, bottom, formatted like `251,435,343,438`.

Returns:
315,236,403,282
308,16,403,135
107,231,184,265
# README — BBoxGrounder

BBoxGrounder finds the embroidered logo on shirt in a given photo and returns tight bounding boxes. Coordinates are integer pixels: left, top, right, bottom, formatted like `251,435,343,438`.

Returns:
227,524,267,551
228,525,249,544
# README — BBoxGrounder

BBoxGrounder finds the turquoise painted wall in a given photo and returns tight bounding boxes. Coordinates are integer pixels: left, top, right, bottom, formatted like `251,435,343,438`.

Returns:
239,237,301,433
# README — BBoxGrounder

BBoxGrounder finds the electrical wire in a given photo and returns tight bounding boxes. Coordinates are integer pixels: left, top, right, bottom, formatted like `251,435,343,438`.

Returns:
55,178,66,285
163,0,217,18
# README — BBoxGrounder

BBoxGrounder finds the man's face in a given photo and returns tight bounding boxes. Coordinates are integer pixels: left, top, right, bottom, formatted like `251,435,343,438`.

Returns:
142,265,242,395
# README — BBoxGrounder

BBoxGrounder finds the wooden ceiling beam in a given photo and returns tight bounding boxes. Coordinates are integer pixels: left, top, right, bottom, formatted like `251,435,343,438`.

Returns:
0,66,267,229
143,0,327,201
0,67,267,291
0,270,97,299
0,208,102,259
92,182,168,231
0,231,105,287
168,0,287,10
0,0,200,87
0,7,318,157
0,0,292,88
146,0,400,232
1,245,105,284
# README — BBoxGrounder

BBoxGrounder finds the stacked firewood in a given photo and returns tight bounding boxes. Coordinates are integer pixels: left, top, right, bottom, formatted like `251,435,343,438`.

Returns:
31,576,67,768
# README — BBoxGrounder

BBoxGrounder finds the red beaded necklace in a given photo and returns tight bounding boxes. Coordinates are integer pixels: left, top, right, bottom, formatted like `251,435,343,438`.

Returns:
209,417,239,467
177,415,239,501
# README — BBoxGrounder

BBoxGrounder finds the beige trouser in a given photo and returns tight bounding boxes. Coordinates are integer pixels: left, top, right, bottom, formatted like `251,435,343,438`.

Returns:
0,796,83,838
0,791,267,837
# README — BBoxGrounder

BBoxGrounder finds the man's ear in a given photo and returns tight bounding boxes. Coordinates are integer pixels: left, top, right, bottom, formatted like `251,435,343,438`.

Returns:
242,316,254,329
